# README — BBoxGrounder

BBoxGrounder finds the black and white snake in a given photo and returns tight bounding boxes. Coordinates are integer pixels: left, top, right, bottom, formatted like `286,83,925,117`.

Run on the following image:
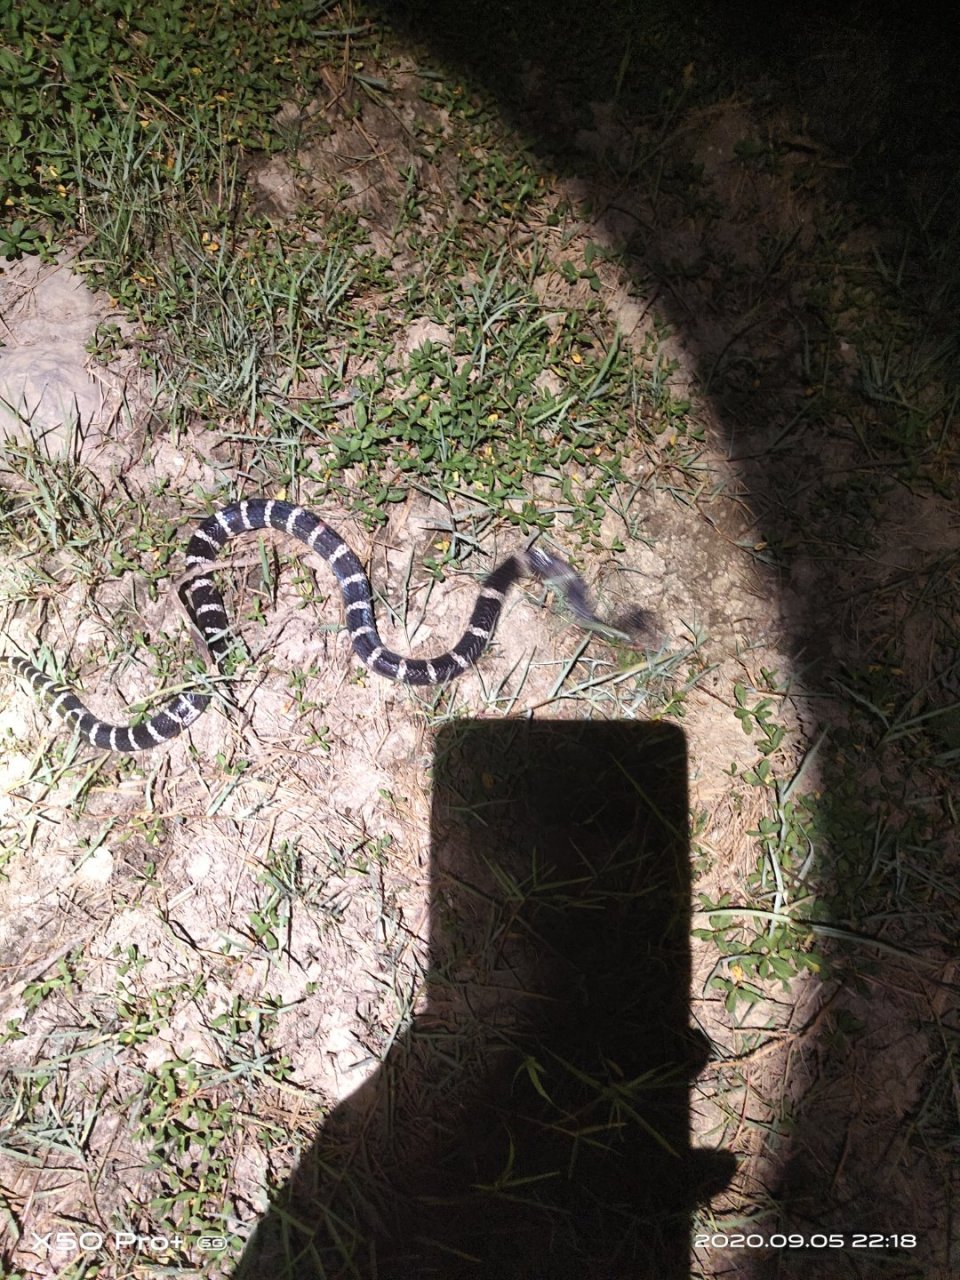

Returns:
2,497,645,753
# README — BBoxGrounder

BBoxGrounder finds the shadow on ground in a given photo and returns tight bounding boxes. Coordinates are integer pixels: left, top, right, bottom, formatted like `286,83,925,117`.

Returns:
235,721,733,1277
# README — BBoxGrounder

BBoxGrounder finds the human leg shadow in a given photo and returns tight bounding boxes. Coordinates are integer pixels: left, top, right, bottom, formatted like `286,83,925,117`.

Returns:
234,721,734,1278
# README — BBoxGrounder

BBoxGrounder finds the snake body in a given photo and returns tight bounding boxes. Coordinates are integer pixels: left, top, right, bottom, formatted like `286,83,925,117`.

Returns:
2,498,638,753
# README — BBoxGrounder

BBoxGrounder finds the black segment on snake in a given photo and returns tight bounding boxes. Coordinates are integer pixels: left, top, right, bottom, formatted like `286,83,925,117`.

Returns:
2,497,647,753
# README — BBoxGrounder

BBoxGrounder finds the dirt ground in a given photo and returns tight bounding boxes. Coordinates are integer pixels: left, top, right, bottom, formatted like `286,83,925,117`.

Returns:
1,14,957,1279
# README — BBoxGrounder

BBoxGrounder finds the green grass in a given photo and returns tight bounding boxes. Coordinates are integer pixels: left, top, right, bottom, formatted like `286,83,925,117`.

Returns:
1,2,958,1278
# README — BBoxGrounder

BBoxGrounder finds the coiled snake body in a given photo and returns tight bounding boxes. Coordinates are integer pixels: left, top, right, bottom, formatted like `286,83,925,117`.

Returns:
2,498,640,753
